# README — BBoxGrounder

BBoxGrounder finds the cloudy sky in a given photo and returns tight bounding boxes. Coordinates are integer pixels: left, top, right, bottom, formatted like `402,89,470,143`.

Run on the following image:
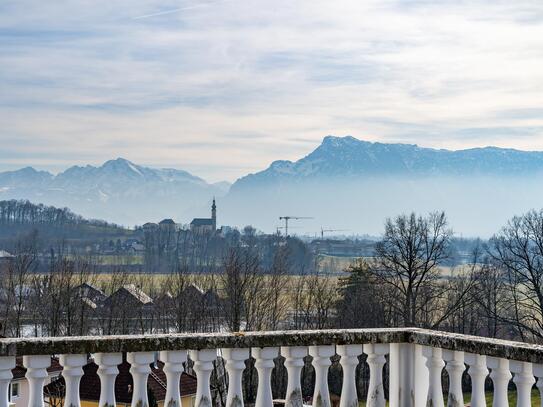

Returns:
1,0,543,182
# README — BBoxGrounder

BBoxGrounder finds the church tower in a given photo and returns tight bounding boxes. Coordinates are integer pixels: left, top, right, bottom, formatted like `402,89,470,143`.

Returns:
211,198,217,231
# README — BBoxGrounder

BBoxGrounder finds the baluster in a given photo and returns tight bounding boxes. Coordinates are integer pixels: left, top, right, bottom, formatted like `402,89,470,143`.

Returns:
337,345,362,407
95,353,122,407
533,364,543,407
309,345,335,407
281,346,307,407
252,347,279,407
190,350,216,407
24,355,51,407
511,361,535,407
487,357,511,407
59,354,87,407
443,350,465,407
160,350,188,407
465,353,488,407
389,343,415,407
422,347,445,407
362,344,388,407
0,357,15,407
127,352,155,407
222,348,250,407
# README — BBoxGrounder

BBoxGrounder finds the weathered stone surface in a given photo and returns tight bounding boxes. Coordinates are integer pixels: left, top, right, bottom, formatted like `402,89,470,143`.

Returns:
409,329,543,363
1,328,542,363
0,328,408,356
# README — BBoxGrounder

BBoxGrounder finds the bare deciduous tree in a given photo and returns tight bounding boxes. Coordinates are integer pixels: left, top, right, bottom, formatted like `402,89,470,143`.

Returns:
370,212,453,327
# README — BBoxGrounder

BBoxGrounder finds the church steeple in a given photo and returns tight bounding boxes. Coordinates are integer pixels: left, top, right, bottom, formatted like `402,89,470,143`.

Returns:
211,198,217,231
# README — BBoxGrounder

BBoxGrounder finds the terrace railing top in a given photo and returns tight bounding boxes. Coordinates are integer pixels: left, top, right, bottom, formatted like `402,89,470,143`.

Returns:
1,328,542,363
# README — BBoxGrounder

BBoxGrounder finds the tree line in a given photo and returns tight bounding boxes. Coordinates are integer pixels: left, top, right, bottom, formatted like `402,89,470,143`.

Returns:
0,199,123,229
3,208,543,404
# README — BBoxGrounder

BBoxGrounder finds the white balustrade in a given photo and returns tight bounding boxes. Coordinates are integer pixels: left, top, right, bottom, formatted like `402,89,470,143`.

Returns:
252,347,279,407
422,347,445,407
95,352,123,407
466,353,489,407
511,361,535,407
222,348,250,407
0,357,14,407
24,355,51,407
442,350,465,407
281,346,307,407
488,357,511,407
363,344,388,407
337,344,362,407
190,349,217,407
59,354,87,407
2,330,543,407
160,350,188,407
309,345,335,407
127,352,155,407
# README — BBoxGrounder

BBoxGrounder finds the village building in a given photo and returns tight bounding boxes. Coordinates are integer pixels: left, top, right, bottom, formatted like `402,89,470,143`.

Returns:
190,199,217,234
103,284,153,311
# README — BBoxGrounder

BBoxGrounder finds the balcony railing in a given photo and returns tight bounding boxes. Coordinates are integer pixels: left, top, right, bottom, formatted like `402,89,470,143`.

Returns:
1,328,543,407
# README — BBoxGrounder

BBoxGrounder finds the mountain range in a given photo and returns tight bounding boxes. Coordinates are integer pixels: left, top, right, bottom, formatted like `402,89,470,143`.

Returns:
0,158,229,226
2,136,543,235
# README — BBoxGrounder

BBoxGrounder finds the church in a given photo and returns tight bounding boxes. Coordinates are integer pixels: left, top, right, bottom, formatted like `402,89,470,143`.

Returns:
190,198,217,234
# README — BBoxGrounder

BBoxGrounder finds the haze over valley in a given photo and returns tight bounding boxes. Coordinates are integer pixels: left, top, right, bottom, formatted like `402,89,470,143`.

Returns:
2,135,543,237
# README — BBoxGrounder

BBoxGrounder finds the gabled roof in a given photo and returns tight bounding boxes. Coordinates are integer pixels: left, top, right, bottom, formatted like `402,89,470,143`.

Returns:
43,359,197,402
190,218,213,226
0,250,14,258
104,284,153,306
73,282,106,300
159,218,176,225
121,284,153,304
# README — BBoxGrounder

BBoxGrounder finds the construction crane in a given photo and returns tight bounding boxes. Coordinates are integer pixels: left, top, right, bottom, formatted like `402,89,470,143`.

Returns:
320,228,349,239
279,216,313,237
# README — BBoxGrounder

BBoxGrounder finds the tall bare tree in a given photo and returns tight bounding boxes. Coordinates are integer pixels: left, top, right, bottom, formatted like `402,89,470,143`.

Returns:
371,212,453,327
489,209,543,340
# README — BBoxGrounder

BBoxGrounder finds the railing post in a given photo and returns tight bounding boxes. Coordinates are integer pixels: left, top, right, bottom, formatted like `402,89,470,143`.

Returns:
252,347,279,407
0,357,15,407
281,346,307,407
511,361,535,407
465,353,488,407
421,347,445,407
23,355,51,407
442,350,465,407
533,364,543,407
59,354,87,407
389,343,415,407
363,344,388,407
487,357,511,407
337,344,362,407
160,350,188,407
127,352,155,407
190,349,217,407
95,353,122,407
222,348,250,407
309,345,335,407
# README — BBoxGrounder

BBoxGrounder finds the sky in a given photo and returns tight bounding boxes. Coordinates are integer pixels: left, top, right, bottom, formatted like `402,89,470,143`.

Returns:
1,0,543,182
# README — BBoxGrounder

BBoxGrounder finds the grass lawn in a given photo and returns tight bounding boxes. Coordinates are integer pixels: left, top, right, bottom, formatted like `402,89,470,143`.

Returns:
357,390,541,406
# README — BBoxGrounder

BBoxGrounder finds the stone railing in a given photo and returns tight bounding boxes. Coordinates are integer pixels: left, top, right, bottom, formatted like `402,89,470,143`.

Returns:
1,328,543,407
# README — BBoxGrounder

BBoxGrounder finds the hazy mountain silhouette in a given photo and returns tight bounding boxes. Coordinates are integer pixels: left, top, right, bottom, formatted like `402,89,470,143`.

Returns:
0,158,227,226
3,137,543,236
223,136,543,237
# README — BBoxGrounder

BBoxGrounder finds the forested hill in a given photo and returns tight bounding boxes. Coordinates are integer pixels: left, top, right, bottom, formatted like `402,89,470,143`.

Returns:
0,199,131,240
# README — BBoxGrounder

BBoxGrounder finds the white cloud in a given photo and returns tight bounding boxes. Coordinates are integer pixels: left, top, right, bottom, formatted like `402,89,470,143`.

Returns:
1,0,543,181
